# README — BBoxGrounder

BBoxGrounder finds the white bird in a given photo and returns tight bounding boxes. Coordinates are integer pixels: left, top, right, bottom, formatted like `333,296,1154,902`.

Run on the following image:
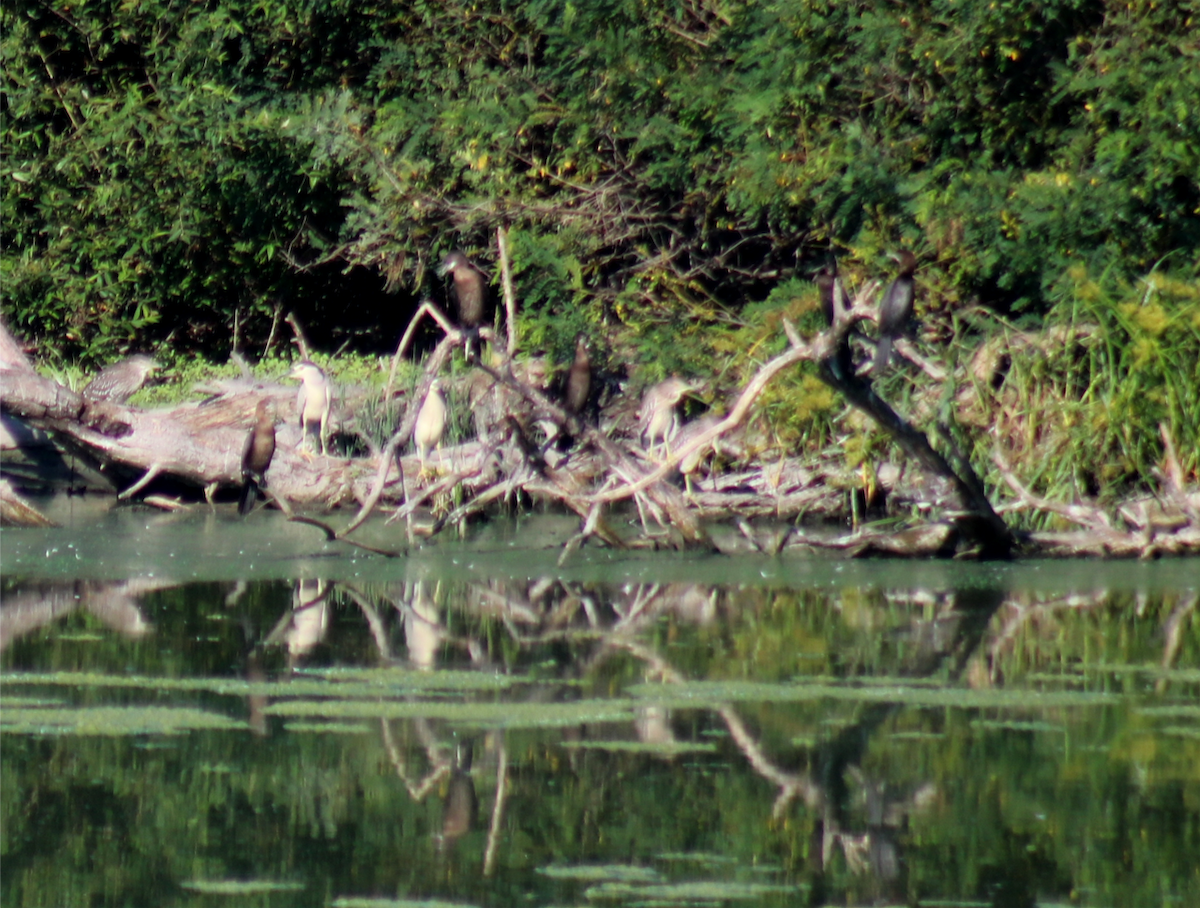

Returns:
289,360,332,455
413,378,448,469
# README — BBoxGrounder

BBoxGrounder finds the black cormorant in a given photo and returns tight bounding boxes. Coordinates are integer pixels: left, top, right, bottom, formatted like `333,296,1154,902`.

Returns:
874,249,917,373
239,398,276,515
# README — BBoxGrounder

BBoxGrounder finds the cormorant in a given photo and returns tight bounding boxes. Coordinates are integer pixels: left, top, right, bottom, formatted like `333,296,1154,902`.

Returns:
239,398,276,515
82,354,160,403
289,361,332,455
413,378,448,468
816,264,855,382
874,249,917,373
438,250,489,363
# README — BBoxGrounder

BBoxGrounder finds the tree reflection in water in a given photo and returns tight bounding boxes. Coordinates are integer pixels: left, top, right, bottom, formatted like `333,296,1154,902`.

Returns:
0,575,1196,907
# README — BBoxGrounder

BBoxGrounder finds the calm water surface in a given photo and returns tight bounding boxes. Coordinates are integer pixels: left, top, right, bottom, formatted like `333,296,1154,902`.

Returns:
2,505,1198,907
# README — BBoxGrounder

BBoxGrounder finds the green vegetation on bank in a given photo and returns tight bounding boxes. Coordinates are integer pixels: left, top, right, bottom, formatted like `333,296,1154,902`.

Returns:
3,0,1198,508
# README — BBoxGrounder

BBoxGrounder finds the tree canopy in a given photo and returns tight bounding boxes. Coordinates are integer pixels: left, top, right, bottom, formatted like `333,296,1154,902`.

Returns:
3,0,1198,363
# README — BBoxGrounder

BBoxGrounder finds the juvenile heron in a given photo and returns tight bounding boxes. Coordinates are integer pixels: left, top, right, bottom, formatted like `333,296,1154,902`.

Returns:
639,377,695,457
289,360,332,455
413,378,448,469
438,250,490,362
677,413,721,496
238,398,276,515
874,249,917,373
82,354,160,403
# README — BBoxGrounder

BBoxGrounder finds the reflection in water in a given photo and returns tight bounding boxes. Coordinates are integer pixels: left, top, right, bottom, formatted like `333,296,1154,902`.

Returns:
1,572,1197,907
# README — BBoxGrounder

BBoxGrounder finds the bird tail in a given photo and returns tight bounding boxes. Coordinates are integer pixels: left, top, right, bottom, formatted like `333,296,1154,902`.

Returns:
238,477,258,516
873,336,893,373
463,327,481,364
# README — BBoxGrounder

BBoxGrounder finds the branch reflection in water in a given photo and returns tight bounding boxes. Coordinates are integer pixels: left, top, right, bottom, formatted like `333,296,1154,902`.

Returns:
1,573,1196,907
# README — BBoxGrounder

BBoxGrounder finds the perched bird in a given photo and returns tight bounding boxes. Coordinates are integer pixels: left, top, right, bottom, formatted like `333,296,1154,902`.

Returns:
82,354,160,403
289,360,332,455
874,249,918,373
438,250,490,362
413,378,448,469
563,334,592,418
639,377,695,456
816,264,855,383
238,398,276,516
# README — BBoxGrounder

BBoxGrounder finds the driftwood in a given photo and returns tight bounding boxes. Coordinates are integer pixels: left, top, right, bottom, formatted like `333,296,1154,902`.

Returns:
4,285,1197,559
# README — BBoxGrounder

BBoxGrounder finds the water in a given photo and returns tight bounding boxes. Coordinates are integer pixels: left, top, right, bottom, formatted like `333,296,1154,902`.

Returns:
2,505,1198,907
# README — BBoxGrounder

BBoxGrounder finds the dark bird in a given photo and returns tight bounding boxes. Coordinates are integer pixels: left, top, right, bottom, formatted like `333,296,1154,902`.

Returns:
438,739,478,850
816,264,854,382
438,250,490,362
289,361,332,455
239,398,276,515
563,334,592,418
82,354,160,403
874,249,917,373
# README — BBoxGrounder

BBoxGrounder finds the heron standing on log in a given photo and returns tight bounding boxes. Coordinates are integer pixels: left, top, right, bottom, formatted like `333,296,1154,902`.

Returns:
874,249,917,373
438,250,490,363
289,360,332,455
413,378,448,470
639,377,695,457
82,354,160,403
239,398,276,515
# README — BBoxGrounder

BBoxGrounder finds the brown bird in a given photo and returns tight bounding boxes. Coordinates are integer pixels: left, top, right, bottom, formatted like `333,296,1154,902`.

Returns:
289,361,332,455
438,250,490,362
563,334,592,418
639,377,696,456
874,249,917,373
239,398,276,515
413,378,448,469
82,354,160,403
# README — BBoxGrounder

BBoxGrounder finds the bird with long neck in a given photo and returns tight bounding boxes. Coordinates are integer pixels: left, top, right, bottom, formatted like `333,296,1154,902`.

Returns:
874,249,917,373
438,250,490,363
239,398,277,515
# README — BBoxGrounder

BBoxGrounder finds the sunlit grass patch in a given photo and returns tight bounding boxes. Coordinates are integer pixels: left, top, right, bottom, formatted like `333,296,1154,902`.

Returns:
558,739,718,755
331,899,476,908
264,698,636,728
538,864,664,883
584,880,802,899
285,720,374,734
1,705,244,735
627,680,1118,709
180,879,306,895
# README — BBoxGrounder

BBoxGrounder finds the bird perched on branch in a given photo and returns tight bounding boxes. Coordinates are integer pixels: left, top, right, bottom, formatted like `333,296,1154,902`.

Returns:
816,263,855,383
82,354,160,403
563,334,592,418
413,378,448,470
874,249,918,373
639,377,696,457
238,398,276,515
289,360,332,455
438,250,490,363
